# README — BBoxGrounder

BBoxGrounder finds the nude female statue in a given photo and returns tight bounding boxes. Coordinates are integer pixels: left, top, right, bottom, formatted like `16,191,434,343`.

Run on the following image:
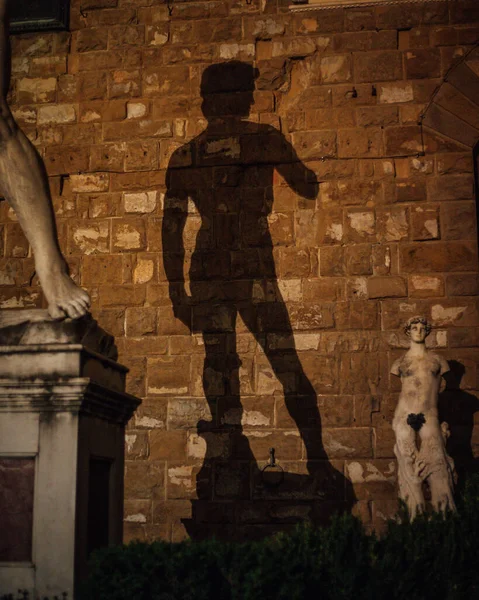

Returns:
0,0,90,319
391,316,456,517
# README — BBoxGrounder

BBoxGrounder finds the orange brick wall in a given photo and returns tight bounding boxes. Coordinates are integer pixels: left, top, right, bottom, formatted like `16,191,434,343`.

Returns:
4,0,479,541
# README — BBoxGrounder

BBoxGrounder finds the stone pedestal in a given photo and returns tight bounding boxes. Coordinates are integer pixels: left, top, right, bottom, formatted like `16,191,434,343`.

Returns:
0,310,140,598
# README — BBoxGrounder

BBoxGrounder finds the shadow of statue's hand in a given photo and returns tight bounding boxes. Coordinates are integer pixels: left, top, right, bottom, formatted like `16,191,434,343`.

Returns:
171,287,192,329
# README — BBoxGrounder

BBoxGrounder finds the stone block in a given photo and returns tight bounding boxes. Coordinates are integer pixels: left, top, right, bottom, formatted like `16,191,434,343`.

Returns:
303,279,345,303
446,274,479,297
411,206,440,241
441,202,477,241
125,461,165,500
340,353,379,394
17,77,56,104
44,146,90,176
322,428,373,459
378,82,414,104
376,207,409,242
436,153,473,175
405,48,441,79
409,275,445,298
112,220,146,252
367,275,407,299
335,301,379,331
320,55,352,83
345,209,376,243
427,176,474,202
384,126,423,156
400,242,477,273
168,399,211,430
356,106,398,127
291,130,337,161
354,51,403,83
68,220,110,255
345,244,372,276
299,353,339,394
319,246,346,279
75,28,108,53
99,285,146,308
149,431,187,461
89,143,125,172
82,255,123,285
147,356,191,396
337,128,382,158
395,180,427,202
125,307,157,337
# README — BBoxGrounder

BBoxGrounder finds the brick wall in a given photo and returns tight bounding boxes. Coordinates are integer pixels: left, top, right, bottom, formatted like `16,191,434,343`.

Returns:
5,0,479,541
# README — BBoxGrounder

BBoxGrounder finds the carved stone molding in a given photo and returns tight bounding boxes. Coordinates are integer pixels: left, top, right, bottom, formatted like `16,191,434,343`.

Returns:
290,0,451,11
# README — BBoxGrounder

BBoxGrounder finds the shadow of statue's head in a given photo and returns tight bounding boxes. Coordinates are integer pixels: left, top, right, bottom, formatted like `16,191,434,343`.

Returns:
200,61,258,120
443,360,466,391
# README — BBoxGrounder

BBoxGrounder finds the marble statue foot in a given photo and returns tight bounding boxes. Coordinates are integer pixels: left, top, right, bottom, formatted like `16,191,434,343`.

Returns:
37,264,90,320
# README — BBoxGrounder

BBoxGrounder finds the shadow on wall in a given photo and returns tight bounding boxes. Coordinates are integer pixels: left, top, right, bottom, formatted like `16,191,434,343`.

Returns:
439,360,479,490
162,61,356,540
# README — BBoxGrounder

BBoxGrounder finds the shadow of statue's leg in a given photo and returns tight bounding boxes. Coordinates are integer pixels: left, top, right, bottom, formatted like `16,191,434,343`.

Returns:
239,299,326,469
196,325,256,504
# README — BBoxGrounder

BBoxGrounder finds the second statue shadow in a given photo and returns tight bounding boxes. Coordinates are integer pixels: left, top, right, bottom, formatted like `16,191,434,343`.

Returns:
162,61,355,540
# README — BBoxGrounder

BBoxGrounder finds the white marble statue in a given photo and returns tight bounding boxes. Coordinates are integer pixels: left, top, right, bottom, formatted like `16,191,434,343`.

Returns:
391,316,456,518
0,1,90,319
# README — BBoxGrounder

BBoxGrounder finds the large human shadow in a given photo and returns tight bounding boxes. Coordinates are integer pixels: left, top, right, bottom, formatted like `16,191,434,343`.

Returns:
162,62,355,539
439,361,479,490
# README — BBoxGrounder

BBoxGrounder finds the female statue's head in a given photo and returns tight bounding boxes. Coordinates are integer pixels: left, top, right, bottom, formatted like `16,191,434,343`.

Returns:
404,316,431,343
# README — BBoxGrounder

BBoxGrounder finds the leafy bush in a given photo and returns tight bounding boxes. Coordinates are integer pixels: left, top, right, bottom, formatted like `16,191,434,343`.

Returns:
80,476,479,600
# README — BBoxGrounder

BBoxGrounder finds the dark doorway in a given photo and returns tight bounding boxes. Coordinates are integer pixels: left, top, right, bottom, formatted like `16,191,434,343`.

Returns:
87,458,111,556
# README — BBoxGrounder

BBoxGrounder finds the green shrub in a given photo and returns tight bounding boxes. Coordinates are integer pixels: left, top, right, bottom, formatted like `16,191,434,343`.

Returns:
80,476,479,600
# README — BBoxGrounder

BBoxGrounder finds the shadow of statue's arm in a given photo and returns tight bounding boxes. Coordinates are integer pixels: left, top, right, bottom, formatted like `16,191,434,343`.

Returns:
162,187,189,320
276,135,319,201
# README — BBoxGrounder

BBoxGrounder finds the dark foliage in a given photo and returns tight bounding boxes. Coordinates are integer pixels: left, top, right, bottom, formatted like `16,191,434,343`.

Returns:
79,476,479,600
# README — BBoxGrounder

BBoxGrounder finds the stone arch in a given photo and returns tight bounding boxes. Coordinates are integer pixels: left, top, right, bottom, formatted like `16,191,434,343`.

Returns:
422,47,479,149
422,47,479,239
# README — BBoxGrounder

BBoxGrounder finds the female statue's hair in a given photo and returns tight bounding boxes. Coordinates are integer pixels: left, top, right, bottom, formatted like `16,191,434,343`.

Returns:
404,315,432,337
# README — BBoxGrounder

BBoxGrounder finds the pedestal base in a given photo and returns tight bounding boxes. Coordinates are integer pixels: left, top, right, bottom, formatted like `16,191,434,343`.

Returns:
0,311,140,597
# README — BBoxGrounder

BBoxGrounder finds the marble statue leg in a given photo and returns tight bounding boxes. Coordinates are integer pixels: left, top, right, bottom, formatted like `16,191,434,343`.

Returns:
0,3,90,319
393,417,425,518
419,420,456,513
